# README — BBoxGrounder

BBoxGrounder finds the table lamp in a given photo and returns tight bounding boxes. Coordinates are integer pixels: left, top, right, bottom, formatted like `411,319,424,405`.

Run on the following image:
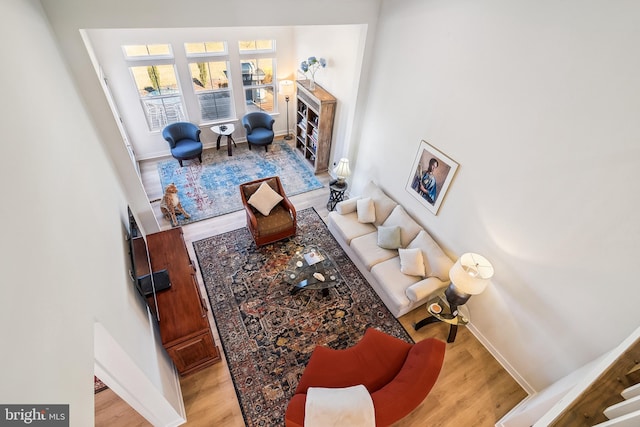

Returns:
279,80,295,140
333,158,351,187
445,253,494,316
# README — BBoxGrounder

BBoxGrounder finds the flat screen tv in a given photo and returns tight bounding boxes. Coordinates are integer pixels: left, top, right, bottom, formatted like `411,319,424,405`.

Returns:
127,207,172,300
137,269,171,297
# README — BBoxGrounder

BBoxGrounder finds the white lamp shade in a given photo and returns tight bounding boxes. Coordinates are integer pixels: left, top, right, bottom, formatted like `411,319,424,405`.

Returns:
334,158,351,179
279,79,295,96
448,253,494,295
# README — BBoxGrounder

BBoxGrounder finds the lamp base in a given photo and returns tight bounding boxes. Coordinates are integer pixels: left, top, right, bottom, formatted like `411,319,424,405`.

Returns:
444,283,472,317
283,134,293,140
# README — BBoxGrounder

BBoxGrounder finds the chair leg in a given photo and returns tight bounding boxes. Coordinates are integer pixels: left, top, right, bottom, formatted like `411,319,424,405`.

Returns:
198,154,202,163
264,145,268,152
248,143,252,150
178,159,183,167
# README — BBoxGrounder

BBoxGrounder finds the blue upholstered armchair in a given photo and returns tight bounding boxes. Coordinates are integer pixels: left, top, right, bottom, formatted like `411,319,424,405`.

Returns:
162,122,203,167
242,112,275,152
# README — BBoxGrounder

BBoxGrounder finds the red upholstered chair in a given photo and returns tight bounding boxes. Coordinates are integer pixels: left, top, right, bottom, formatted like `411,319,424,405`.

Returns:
285,328,446,427
240,176,297,246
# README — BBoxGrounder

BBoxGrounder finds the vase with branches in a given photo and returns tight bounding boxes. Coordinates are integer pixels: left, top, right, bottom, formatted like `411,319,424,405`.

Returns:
300,56,326,90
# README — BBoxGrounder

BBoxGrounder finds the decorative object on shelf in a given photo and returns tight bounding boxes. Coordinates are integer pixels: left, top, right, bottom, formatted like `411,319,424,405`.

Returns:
406,140,459,215
300,56,327,90
279,79,295,140
333,157,351,187
446,253,494,316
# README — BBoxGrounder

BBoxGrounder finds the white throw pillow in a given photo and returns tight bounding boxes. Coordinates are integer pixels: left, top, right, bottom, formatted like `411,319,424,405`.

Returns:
362,182,398,226
304,384,375,427
405,277,445,302
381,205,423,248
398,248,426,277
377,225,401,249
356,197,376,223
407,230,453,281
247,181,283,216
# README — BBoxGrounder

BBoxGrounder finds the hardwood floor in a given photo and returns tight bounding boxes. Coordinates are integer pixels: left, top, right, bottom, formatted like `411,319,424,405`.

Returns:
96,140,527,426
95,388,152,427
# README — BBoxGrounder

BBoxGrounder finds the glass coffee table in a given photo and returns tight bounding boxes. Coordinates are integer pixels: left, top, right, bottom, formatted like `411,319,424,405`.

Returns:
282,246,339,296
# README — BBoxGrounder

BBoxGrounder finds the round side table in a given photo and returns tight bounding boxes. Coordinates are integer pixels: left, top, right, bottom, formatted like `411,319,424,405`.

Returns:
211,123,237,156
327,181,348,211
413,289,470,343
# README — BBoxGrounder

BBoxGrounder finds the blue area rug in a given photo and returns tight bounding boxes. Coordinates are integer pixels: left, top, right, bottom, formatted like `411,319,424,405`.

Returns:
157,140,323,225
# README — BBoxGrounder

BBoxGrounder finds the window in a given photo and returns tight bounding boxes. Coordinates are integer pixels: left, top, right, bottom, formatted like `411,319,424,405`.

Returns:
123,44,172,59
124,44,186,131
121,39,278,131
185,42,234,122
239,40,276,114
238,39,274,53
184,41,226,55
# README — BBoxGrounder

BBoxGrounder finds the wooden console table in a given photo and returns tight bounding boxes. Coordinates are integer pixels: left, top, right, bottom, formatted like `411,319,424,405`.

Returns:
146,227,221,376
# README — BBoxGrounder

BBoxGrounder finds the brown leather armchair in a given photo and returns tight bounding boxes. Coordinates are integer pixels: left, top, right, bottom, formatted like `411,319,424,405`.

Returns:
240,176,297,246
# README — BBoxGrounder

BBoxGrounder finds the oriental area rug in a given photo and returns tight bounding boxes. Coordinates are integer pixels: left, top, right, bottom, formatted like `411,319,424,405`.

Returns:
193,208,412,427
157,140,323,226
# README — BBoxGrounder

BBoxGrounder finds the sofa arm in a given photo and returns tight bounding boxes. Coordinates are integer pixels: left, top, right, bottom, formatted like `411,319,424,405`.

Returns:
335,196,361,215
405,277,448,303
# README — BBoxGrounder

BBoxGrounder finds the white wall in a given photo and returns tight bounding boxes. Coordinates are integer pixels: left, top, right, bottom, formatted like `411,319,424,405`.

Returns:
293,25,370,168
353,0,640,392
0,0,178,425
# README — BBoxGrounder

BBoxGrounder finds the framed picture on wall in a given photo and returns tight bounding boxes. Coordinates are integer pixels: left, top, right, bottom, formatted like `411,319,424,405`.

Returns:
406,140,459,215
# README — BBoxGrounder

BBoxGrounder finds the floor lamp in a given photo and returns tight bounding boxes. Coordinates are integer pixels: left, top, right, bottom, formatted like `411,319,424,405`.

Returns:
279,80,295,140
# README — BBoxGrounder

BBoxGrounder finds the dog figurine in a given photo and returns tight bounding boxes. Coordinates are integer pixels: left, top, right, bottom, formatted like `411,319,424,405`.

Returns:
160,183,190,226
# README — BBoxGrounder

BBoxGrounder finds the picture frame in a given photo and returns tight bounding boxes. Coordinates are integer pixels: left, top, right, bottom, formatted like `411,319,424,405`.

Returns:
406,140,459,215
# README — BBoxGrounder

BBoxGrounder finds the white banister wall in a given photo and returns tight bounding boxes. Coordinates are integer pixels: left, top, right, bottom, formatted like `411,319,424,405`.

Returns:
593,410,640,427
532,325,640,427
604,395,640,420
622,384,640,400
497,356,606,427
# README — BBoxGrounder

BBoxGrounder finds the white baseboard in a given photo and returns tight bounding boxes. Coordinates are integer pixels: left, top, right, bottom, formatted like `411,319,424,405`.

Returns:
467,323,536,396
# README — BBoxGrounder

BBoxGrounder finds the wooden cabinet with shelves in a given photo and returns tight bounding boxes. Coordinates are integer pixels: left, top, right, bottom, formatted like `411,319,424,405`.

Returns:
146,227,221,376
295,80,336,173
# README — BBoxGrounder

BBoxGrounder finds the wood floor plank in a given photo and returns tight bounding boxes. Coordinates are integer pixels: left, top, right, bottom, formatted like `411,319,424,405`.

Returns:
96,140,527,426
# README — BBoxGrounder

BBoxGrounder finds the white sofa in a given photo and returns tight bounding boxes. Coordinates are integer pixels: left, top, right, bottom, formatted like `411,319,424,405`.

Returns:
327,182,454,318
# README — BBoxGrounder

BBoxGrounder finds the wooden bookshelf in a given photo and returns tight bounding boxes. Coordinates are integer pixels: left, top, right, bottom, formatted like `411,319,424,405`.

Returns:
295,80,336,173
